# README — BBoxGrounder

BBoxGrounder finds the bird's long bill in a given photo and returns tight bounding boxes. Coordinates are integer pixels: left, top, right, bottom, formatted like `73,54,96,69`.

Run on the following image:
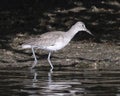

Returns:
86,29,94,36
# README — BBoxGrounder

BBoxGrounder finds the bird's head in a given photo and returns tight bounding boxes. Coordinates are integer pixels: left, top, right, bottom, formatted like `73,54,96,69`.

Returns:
74,21,93,36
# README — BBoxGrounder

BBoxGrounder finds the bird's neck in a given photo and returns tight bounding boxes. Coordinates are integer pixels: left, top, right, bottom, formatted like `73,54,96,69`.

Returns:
66,25,80,39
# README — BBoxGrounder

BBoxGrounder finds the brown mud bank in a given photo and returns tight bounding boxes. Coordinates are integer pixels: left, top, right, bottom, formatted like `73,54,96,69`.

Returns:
0,41,119,69
0,0,120,69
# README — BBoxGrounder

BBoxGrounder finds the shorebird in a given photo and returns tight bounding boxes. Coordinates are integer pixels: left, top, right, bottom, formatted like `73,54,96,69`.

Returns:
22,21,93,70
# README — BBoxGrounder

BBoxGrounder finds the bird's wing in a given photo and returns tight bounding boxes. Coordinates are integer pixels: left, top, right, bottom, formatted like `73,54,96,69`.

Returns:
24,31,63,47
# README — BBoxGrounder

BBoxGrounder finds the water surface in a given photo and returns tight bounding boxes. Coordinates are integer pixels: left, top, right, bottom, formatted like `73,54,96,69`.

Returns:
0,66,120,96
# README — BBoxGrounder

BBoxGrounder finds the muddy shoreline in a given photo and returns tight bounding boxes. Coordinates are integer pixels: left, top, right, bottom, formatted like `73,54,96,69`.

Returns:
0,41,119,69
0,0,120,69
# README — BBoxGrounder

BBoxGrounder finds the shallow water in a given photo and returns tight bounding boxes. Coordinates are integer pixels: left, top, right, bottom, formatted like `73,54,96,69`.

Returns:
0,66,120,96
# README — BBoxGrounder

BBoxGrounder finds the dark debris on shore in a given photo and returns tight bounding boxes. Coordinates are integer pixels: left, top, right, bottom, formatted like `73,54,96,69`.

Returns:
0,0,120,68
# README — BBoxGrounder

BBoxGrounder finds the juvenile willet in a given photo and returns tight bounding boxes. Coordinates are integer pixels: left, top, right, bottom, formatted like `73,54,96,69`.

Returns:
22,21,93,69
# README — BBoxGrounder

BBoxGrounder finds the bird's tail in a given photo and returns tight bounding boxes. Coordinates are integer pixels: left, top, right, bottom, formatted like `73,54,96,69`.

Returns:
22,44,31,49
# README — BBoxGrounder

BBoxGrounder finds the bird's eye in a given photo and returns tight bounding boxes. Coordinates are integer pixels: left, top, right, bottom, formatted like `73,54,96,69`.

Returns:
82,24,85,28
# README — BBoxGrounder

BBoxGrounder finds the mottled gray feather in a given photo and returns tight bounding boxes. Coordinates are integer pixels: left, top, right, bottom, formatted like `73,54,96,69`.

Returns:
23,31,64,47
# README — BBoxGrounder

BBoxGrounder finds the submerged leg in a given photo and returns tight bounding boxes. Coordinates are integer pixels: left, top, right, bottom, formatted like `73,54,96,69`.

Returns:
31,47,37,69
47,52,54,70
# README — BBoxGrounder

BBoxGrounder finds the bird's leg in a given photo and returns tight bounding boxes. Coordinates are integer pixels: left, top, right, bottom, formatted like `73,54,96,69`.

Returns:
31,47,37,69
47,52,54,70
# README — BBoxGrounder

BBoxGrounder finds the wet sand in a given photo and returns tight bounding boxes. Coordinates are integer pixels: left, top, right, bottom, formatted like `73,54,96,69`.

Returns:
0,40,119,69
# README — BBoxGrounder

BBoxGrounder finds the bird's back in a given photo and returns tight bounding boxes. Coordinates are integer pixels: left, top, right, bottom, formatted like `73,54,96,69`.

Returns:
22,31,65,49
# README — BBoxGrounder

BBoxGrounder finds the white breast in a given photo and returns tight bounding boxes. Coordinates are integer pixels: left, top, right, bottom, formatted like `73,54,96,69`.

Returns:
46,41,65,51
